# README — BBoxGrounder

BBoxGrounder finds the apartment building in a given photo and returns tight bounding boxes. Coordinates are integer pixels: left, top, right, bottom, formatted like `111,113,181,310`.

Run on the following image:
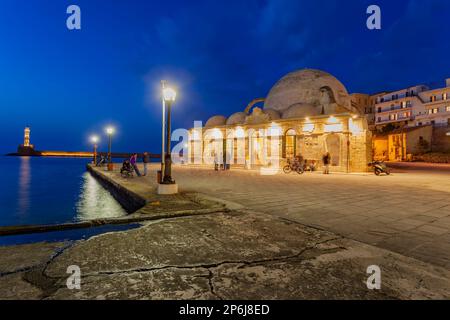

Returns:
372,79,450,160
374,85,428,128
374,79,450,129
413,80,450,127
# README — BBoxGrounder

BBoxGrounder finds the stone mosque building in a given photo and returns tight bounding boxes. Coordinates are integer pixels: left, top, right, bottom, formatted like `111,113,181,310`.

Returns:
188,69,372,172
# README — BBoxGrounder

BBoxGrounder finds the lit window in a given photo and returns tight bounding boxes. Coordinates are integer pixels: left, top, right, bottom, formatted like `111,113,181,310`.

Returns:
443,93,447,100
446,106,450,112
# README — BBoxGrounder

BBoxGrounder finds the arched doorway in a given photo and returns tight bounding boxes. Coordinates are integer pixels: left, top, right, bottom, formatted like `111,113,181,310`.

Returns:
283,129,296,159
325,134,341,166
250,130,264,166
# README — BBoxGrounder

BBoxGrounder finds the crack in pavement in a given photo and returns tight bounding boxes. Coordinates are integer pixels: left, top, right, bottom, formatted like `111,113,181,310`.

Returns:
0,242,75,278
48,237,344,279
38,237,343,299
18,242,80,299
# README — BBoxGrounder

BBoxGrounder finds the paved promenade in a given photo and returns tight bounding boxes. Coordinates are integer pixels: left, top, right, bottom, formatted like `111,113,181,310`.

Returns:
149,164,450,269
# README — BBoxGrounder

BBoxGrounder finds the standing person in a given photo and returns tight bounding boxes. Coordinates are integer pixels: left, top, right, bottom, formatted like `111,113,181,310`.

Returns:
142,152,150,176
213,151,219,171
130,153,141,177
322,152,331,174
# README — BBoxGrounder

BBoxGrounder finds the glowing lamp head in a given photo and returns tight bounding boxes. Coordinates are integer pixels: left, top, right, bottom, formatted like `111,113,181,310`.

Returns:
106,127,115,135
163,87,177,102
90,135,99,144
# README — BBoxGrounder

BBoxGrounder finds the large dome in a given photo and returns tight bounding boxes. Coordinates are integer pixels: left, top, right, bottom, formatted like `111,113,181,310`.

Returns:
282,103,318,119
264,69,352,114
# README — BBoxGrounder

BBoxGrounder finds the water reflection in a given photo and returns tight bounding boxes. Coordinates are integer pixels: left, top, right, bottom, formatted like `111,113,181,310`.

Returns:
18,156,31,217
75,172,126,220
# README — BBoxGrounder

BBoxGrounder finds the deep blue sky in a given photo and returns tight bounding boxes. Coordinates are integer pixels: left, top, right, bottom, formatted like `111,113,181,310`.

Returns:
1,0,449,154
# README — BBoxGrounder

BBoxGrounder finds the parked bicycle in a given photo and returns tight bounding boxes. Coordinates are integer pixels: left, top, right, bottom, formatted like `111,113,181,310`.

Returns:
283,158,304,175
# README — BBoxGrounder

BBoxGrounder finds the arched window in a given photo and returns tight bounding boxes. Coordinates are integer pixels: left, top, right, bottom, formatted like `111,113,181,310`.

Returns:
283,129,296,159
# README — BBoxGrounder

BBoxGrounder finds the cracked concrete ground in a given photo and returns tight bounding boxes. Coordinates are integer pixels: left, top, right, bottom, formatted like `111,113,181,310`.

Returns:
1,211,449,300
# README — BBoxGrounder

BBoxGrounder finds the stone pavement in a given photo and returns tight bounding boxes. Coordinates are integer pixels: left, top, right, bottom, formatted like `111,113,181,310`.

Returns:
137,164,450,269
1,211,449,299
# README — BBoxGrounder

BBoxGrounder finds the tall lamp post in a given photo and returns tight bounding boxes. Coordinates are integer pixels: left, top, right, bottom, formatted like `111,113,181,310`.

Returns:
106,126,114,171
90,135,99,165
160,80,166,183
162,86,177,184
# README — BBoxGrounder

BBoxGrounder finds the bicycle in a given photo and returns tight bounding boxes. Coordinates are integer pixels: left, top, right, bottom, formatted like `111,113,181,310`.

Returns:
283,158,304,175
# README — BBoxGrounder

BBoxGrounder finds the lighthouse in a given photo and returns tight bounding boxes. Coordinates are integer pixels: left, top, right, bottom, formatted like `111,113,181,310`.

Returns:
17,126,35,155
24,126,31,147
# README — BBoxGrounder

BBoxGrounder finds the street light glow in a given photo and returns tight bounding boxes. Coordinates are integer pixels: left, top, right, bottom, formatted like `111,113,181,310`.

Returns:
90,135,99,144
106,127,115,135
163,87,177,102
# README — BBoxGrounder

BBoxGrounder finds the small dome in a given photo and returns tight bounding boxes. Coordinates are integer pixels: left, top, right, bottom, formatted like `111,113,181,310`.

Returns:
205,115,227,128
226,112,246,125
263,109,281,120
282,103,319,119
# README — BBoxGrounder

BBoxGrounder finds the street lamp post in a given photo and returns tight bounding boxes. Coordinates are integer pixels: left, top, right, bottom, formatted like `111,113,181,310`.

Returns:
162,87,177,184
160,81,166,183
90,135,99,165
106,126,114,171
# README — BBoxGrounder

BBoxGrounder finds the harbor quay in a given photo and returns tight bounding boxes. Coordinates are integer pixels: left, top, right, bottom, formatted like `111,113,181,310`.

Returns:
0,163,449,299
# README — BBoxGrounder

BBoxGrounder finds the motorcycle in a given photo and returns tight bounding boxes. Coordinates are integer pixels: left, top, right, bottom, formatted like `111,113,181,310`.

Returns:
368,161,391,176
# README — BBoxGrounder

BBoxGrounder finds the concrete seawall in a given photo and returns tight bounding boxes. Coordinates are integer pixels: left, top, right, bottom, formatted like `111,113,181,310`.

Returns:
86,165,146,213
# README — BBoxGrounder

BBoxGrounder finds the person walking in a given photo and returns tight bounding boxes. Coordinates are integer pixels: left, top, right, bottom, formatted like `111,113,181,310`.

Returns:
130,153,141,177
322,152,331,174
142,152,150,176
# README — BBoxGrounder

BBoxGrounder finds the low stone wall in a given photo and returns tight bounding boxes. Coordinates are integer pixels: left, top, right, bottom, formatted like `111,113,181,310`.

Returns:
87,165,146,213
415,152,450,163
432,126,450,153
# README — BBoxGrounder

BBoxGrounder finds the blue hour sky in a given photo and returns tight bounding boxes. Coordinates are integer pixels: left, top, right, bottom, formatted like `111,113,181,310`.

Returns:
0,0,449,154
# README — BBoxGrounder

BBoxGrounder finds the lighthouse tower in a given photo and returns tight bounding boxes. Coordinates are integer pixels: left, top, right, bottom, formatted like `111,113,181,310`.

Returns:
17,126,35,155
24,127,31,147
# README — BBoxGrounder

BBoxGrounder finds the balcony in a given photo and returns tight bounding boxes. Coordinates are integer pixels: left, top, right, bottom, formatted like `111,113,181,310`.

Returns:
376,105,412,114
377,92,417,104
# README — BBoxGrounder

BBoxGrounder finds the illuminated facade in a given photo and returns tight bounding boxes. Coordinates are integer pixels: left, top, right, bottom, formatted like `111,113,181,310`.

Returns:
188,69,372,172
